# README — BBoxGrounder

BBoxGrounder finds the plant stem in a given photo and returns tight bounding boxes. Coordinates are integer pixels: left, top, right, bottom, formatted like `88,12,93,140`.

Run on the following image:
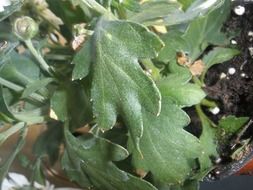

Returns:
201,99,217,108
141,59,161,81
196,104,217,128
25,40,53,76
82,0,116,19
0,77,45,103
192,76,203,87
0,77,23,91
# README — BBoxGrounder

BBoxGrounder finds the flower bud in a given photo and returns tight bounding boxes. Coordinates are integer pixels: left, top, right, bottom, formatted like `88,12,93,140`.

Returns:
13,16,38,41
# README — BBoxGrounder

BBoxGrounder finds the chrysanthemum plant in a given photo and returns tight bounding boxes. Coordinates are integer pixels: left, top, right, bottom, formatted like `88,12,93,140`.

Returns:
0,0,248,189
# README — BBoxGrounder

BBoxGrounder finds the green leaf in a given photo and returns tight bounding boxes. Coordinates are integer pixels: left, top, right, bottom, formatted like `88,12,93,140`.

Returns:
68,82,93,129
21,78,53,99
218,116,249,136
201,47,240,81
164,0,225,26
129,97,201,185
30,158,45,185
0,0,23,22
121,0,140,12
62,150,92,188
196,106,218,178
90,19,163,152
178,0,195,11
69,0,93,17
50,83,93,127
0,125,27,181
0,122,25,146
0,85,14,120
183,0,230,61
158,74,206,107
51,88,68,121
157,31,187,63
13,106,49,125
128,1,180,24
203,47,240,71
33,121,64,164
0,41,18,65
128,0,224,26
0,86,48,124
72,39,92,80
0,52,41,86
64,129,157,190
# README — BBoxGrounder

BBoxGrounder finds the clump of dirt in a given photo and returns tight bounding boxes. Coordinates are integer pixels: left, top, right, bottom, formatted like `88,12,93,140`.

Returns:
204,3,253,118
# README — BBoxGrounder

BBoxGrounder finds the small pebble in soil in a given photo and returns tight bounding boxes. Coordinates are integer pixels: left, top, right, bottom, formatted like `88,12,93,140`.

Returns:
231,39,237,44
228,67,236,75
214,157,222,164
240,73,249,78
220,72,227,79
234,5,245,16
248,31,253,37
210,107,220,115
248,47,253,57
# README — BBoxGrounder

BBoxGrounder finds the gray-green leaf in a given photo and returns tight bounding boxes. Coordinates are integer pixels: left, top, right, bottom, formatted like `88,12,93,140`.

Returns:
203,47,240,73
90,19,163,152
158,74,206,107
183,0,231,61
129,97,201,184
64,129,157,190
72,39,92,80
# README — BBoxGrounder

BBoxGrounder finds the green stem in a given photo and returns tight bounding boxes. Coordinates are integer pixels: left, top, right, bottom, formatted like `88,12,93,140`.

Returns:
82,0,116,19
192,76,203,87
201,99,217,108
141,59,161,81
25,40,53,76
0,77,45,103
117,6,127,19
196,104,217,128
0,77,23,91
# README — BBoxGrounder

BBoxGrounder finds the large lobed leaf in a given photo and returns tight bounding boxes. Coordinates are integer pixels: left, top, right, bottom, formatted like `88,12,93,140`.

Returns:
129,97,201,185
63,128,158,190
73,18,163,152
129,72,205,185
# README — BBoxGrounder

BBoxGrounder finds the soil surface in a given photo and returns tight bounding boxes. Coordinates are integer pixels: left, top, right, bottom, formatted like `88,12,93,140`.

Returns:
197,2,253,180
204,2,253,120
185,2,253,180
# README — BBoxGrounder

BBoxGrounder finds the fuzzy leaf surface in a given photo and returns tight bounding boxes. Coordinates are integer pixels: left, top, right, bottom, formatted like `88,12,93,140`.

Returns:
90,19,163,151
72,39,92,80
157,31,187,63
183,0,230,61
158,74,206,107
203,47,240,70
218,116,249,135
64,130,158,190
129,97,201,184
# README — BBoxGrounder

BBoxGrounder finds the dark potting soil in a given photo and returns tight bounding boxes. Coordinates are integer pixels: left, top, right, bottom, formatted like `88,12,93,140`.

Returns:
185,3,253,179
204,3,253,119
